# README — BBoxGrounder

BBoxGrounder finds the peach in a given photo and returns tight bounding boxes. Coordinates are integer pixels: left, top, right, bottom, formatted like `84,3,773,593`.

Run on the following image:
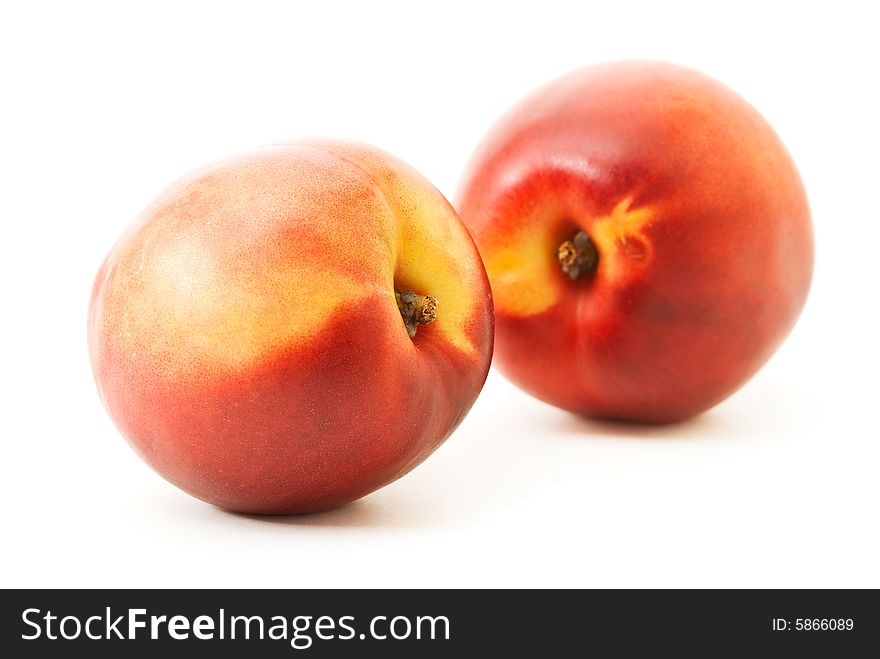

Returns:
89,140,493,513
457,62,813,423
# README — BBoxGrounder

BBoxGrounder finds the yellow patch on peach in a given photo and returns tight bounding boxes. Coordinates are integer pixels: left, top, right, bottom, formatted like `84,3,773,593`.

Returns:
103,228,385,377
588,196,655,282
306,141,483,355
393,204,481,354
485,196,656,317
483,225,563,316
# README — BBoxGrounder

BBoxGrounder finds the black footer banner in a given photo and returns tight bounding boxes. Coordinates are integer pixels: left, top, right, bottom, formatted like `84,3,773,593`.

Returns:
1,589,876,656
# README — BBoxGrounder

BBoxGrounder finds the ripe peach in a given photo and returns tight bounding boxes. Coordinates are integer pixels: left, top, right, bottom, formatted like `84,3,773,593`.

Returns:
458,62,813,423
89,141,493,513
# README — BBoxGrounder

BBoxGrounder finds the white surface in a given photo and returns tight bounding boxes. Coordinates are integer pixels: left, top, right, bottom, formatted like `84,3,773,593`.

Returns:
2,0,878,588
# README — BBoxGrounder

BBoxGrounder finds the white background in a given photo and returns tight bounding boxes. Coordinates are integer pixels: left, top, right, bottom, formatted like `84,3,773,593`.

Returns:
2,0,878,588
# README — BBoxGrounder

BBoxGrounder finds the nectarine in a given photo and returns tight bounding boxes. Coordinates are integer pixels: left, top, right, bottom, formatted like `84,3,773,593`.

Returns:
89,141,493,513
458,61,813,422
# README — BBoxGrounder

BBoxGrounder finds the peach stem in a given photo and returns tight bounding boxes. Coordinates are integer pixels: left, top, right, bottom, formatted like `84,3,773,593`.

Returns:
395,290,438,338
557,231,599,280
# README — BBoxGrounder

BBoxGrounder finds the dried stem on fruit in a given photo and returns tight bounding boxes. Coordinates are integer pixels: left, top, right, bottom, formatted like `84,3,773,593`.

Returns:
395,290,438,338
558,231,599,280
